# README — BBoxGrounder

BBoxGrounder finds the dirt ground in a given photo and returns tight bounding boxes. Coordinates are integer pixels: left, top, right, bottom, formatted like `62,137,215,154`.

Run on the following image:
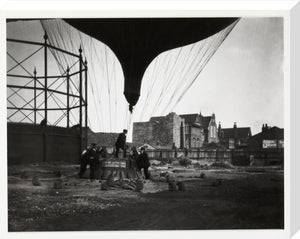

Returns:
7,162,284,231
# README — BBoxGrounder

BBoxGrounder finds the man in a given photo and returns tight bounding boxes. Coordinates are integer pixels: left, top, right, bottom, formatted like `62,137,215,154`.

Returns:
138,147,151,180
98,146,108,159
115,129,127,158
89,145,100,181
79,143,98,181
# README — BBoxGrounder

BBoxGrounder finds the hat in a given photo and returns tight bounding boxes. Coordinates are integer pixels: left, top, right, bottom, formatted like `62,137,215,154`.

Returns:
123,129,128,133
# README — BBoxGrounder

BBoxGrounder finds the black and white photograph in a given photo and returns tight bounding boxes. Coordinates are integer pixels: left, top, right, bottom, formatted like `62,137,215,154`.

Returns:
6,16,284,232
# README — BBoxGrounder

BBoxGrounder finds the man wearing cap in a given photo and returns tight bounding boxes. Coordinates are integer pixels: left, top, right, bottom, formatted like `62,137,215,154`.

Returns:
79,143,98,180
115,129,128,158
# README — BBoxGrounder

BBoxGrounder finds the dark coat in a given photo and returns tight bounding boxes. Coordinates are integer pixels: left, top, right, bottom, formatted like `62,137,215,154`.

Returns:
129,151,139,169
83,148,99,164
138,151,150,169
115,133,126,148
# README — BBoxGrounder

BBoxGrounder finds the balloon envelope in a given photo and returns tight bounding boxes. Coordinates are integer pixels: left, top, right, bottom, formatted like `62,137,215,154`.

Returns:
64,18,238,109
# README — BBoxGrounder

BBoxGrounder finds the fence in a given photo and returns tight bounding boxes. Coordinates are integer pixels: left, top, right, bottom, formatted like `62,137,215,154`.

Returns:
7,122,81,165
145,148,284,166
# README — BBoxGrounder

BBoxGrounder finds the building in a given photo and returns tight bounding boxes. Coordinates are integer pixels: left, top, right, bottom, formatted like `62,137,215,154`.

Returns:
179,114,204,148
248,124,284,150
247,124,284,165
218,122,252,149
179,112,219,148
199,112,219,144
132,111,219,149
132,112,184,148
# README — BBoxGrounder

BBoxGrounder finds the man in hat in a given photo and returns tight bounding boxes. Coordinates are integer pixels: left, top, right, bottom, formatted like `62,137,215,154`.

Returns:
115,129,127,158
79,143,98,180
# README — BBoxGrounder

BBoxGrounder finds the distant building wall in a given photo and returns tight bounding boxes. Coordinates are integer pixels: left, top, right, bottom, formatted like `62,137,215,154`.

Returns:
132,112,184,148
171,113,185,148
151,115,173,147
190,127,204,148
132,121,153,146
86,129,119,148
248,126,284,150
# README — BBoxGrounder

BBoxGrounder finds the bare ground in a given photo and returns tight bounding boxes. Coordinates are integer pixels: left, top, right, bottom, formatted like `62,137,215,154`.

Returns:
7,162,284,231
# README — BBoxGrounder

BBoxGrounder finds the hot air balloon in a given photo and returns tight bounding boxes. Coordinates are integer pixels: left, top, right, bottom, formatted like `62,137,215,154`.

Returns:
64,18,238,112
7,18,239,133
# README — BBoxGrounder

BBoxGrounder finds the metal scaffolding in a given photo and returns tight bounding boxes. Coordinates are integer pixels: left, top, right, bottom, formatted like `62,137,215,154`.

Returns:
7,33,88,161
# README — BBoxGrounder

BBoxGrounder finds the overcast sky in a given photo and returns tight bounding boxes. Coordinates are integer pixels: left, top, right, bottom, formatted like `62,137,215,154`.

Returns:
7,17,283,139
175,17,284,133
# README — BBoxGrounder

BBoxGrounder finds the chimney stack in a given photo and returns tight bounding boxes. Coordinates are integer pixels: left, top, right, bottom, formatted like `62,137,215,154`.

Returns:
262,124,269,132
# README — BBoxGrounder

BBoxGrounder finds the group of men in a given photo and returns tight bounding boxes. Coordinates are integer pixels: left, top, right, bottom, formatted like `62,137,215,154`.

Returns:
79,143,108,180
79,129,151,181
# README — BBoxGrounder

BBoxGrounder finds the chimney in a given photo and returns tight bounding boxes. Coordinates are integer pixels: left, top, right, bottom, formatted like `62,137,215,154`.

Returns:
262,124,269,132
233,122,237,129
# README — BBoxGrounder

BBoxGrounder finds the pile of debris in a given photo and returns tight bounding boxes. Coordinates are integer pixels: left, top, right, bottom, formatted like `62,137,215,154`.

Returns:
101,174,144,192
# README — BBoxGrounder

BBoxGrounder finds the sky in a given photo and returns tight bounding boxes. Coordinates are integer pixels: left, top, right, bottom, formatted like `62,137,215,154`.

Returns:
6,17,284,140
174,18,284,133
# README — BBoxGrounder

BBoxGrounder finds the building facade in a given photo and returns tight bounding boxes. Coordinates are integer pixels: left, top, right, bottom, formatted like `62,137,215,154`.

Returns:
218,122,252,149
132,112,219,149
199,113,219,144
247,124,284,150
132,112,185,148
179,114,204,148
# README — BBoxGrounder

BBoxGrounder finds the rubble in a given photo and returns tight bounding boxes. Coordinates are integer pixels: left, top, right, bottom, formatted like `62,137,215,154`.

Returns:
53,179,63,189
32,177,41,186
